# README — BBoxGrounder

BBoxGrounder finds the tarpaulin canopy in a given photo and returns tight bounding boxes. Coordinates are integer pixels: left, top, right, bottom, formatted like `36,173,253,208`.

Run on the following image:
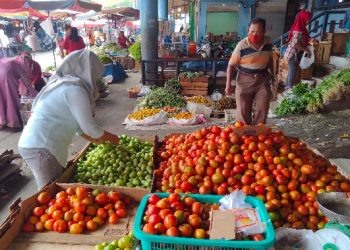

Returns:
0,0,102,13
0,7,47,19
101,7,139,18
71,19,106,28
29,0,101,12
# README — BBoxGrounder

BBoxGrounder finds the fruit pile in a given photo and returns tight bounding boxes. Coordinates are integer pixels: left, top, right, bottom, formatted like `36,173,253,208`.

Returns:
128,108,161,120
94,231,135,250
170,112,194,120
186,96,213,106
22,187,131,234
213,96,236,111
74,135,153,188
154,123,350,230
141,193,264,241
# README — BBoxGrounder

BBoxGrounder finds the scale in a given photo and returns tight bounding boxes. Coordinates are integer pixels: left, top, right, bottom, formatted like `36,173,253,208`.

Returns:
317,192,350,250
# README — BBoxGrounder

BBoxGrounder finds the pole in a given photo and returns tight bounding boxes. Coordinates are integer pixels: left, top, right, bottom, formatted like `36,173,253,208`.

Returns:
189,1,195,42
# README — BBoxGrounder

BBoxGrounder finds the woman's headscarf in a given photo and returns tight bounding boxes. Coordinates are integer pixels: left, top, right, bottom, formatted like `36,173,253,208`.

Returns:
288,10,312,46
32,50,104,109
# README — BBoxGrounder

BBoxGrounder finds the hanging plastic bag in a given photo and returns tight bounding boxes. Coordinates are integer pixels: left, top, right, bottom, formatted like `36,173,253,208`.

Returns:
299,45,315,69
168,114,205,125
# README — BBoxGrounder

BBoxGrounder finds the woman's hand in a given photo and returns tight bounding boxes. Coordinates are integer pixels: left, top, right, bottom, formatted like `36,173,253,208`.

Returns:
225,85,232,96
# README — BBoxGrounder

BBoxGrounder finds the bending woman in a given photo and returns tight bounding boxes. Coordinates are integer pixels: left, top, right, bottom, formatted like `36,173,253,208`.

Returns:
18,50,119,189
284,10,312,89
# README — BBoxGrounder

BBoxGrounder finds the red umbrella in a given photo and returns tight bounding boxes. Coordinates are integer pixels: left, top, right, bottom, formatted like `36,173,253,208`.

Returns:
0,0,25,10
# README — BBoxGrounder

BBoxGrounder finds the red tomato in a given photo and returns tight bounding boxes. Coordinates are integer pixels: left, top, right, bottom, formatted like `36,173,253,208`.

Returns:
164,214,178,229
75,187,88,200
188,214,201,229
69,223,83,234
96,208,108,219
114,200,126,210
37,192,51,205
191,202,203,215
143,223,157,234
115,208,126,218
53,219,67,233
108,191,121,202
32,206,45,217
168,193,180,203
86,220,97,231
108,214,119,224
178,223,193,237
252,234,264,241
95,193,109,205
194,228,206,239
148,214,162,226
166,227,179,237
148,194,161,205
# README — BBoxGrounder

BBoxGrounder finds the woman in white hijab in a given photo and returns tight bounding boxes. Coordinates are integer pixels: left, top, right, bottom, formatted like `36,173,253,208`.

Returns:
18,50,119,190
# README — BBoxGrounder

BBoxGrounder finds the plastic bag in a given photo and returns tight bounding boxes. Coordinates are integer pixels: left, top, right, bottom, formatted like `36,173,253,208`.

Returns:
187,102,212,118
211,89,222,101
299,45,315,69
219,190,266,235
124,111,168,126
168,114,205,125
138,85,151,97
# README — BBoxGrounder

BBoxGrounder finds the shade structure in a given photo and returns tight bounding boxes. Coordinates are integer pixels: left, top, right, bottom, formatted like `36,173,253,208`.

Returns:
49,9,81,19
101,7,139,19
71,19,106,28
28,0,102,12
0,0,25,10
0,7,47,19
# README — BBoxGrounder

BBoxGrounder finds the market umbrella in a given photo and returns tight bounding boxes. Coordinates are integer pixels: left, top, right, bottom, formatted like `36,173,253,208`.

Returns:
71,19,106,28
49,9,81,19
0,7,47,19
0,0,25,10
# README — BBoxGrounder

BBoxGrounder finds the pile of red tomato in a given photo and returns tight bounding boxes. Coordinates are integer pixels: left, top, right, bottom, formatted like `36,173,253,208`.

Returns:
154,123,350,230
22,186,130,234
142,193,264,241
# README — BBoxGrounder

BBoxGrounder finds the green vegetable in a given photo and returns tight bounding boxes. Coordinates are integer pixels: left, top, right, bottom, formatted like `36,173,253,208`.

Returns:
180,71,206,80
103,42,128,55
98,55,113,64
275,69,350,116
164,78,181,93
129,42,142,61
138,87,187,109
73,135,153,188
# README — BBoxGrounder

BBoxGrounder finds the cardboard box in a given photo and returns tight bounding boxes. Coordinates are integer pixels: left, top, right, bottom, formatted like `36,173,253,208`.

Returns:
0,182,148,249
209,209,235,240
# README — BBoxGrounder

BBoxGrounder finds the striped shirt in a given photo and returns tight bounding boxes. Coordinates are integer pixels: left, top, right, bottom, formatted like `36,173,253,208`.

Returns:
229,36,272,74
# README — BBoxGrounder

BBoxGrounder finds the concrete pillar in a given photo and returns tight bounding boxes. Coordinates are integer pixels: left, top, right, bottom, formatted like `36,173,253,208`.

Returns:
238,3,251,39
140,0,158,84
158,0,168,20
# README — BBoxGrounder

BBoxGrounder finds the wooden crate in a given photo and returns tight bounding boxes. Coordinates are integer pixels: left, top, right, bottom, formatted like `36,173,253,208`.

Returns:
179,81,208,96
325,32,348,55
278,58,313,84
312,41,332,64
111,56,135,70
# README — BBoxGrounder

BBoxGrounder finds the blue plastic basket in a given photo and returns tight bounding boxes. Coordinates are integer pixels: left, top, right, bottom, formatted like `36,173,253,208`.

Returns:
133,193,275,250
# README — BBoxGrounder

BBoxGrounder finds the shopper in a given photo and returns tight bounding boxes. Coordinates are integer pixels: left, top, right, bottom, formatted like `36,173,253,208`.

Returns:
18,50,120,190
284,10,312,89
20,51,46,92
225,18,274,125
0,53,37,130
0,29,9,58
63,27,86,55
117,31,129,48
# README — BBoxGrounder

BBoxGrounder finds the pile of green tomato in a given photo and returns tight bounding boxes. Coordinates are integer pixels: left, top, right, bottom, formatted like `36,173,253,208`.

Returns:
74,135,153,188
94,232,136,250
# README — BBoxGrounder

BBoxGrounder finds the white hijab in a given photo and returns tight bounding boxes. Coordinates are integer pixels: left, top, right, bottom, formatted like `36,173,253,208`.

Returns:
32,50,104,109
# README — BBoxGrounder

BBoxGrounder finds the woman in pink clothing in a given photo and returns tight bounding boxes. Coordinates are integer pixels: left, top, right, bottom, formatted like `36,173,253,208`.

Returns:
0,53,37,129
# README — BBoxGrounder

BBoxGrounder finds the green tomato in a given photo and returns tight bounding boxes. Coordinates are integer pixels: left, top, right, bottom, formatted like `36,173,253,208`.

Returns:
94,244,104,250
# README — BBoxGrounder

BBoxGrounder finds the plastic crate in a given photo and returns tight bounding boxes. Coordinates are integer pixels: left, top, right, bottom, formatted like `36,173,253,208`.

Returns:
134,193,275,250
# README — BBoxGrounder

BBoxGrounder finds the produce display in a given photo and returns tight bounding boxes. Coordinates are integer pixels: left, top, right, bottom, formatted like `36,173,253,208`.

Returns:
94,231,135,250
141,193,264,240
186,96,213,106
22,187,131,234
164,78,181,93
129,42,141,61
180,71,206,81
127,108,161,120
275,69,350,116
137,87,187,109
73,135,153,188
213,96,236,111
170,112,194,120
98,55,113,64
103,43,128,55
154,123,350,230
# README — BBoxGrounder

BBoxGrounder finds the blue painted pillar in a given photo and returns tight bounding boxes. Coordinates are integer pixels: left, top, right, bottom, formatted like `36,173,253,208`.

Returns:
158,0,168,20
238,3,251,39
140,0,158,60
140,0,158,84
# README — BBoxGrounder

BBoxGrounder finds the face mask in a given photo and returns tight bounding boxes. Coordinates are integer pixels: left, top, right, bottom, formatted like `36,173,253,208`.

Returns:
249,34,264,45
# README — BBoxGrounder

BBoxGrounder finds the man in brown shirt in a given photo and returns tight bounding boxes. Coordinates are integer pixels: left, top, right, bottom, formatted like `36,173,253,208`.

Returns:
226,18,274,125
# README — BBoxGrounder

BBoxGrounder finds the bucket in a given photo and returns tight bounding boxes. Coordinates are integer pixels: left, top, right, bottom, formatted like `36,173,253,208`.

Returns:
224,109,235,123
